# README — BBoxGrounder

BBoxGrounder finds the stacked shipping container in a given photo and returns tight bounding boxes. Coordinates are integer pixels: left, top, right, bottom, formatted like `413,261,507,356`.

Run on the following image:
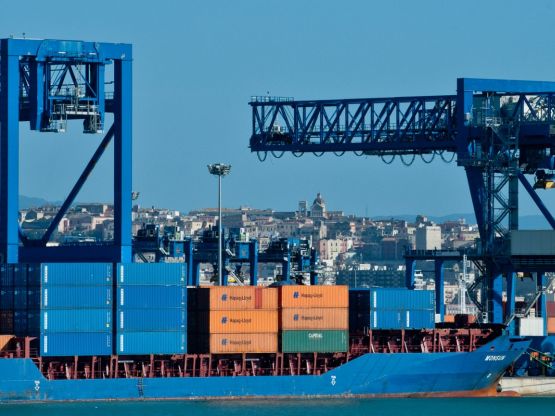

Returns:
279,285,349,353
188,287,279,353
40,263,113,356
116,263,187,355
349,288,435,332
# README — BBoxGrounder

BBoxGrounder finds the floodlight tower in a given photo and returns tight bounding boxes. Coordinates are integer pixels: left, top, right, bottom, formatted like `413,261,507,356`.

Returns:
208,163,231,285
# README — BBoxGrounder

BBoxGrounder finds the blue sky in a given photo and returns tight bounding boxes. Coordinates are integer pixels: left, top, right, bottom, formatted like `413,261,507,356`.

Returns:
3,0,555,219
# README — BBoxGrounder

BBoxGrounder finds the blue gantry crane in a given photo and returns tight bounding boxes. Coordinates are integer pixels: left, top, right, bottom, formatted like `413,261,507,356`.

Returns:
249,78,555,328
0,38,132,263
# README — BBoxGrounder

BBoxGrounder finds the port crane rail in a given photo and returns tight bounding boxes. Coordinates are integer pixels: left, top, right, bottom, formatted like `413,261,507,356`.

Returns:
249,78,555,328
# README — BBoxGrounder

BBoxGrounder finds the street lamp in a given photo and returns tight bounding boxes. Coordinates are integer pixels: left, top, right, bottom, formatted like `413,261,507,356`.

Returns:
207,163,231,286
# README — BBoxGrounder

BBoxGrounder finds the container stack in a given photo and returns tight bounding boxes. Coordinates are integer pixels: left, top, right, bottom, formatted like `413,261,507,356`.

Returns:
188,287,279,354
116,263,187,355
349,288,435,332
40,263,113,356
548,301,555,335
279,285,349,353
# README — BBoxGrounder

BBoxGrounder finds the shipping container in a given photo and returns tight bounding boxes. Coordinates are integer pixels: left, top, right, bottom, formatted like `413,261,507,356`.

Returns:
209,310,278,333
14,311,40,336
370,288,434,311
548,317,555,334
280,286,348,308
209,333,278,354
349,310,370,334
41,309,111,332
443,314,455,323
41,263,112,286
370,309,435,329
117,308,186,331
117,331,186,355
281,308,348,330
41,332,112,356
117,263,186,286
0,310,14,333
117,286,186,308
42,286,112,309
281,330,348,353
349,289,371,310
14,287,40,310
0,265,13,287
205,287,278,310
518,317,545,336
0,289,14,309
547,301,555,318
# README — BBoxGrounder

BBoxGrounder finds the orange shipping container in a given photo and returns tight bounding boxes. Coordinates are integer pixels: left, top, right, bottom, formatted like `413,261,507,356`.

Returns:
210,310,278,333
209,287,278,310
281,308,348,330
280,285,348,308
210,333,278,353
548,317,555,335
443,314,455,323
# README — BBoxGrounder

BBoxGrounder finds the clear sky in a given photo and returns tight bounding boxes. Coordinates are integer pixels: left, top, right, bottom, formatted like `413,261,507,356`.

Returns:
3,0,555,220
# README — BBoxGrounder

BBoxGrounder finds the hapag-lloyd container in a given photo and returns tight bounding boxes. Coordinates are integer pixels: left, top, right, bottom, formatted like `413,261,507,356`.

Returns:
203,287,278,310
281,308,348,330
117,331,186,355
209,333,278,353
42,286,112,308
281,330,348,353
209,310,278,333
117,263,186,286
41,332,112,356
279,286,348,308
41,263,113,286
117,286,186,308
118,308,186,331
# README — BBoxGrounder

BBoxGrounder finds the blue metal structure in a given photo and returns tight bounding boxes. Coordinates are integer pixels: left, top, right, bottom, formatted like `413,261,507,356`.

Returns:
0,38,132,263
249,78,555,325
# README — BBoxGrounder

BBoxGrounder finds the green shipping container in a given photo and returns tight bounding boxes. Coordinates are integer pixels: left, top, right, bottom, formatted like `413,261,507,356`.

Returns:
281,330,348,353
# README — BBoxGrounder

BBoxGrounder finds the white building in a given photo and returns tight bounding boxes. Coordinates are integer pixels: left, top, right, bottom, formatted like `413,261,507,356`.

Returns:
415,225,442,250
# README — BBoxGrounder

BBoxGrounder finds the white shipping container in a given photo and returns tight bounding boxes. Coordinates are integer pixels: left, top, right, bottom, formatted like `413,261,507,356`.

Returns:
519,317,545,336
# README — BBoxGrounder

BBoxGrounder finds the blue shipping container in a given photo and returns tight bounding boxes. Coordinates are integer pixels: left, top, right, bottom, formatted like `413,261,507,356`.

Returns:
370,309,435,329
42,286,112,308
117,331,186,355
0,289,13,309
0,265,13,287
14,287,40,310
41,309,112,332
117,286,186,309
41,263,112,286
117,263,186,286
117,308,186,331
14,311,40,336
41,332,112,356
370,288,434,311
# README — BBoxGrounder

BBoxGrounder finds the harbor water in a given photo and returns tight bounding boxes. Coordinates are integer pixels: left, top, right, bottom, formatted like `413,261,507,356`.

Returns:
2,397,555,416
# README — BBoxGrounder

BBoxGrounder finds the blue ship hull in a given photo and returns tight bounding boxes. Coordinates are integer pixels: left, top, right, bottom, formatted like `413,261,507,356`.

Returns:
0,336,530,402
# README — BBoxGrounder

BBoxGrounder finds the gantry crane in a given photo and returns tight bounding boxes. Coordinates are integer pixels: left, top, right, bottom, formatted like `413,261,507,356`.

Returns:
249,78,555,329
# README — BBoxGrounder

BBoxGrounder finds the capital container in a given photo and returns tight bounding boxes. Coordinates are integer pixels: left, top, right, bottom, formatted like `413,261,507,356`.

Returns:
41,332,112,356
281,330,348,353
281,308,348,330
117,286,186,309
42,286,112,309
41,263,112,286
209,310,278,333
279,286,348,308
209,333,278,353
41,309,112,332
117,308,186,331
117,331,187,355
206,287,278,310
117,263,186,286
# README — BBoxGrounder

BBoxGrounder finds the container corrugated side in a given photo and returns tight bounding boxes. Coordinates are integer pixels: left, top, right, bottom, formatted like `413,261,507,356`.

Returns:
41,263,112,286
117,286,186,309
41,309,112,332
208,287,278,310
209,333,278,353
548,317,555,334
117,308,186,331
117,263,186,286
14,287,40,310
14,311,39,336
280,286,348,308
519,317,545,336
41,332,112,356
370,309,435,329
281,330,348,353
117,331,187,355
0,289,13,309
281,308,348,330
349,289,370,310
0,310,14,333
349,310,370,334
547,301,555,317
370,288,434,310
42,286,112,309
209,310,278,333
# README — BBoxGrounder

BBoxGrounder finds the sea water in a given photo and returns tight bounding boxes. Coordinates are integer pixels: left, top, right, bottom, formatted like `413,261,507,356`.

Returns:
2,398,555,416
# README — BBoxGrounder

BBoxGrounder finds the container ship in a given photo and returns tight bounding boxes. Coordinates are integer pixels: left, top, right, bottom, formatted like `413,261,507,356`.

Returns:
0,262,531,402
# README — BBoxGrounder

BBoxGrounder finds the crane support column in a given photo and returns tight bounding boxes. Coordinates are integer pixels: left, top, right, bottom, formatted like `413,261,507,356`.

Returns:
506,270,516,334
537,272,547,335
185,240,194,286
489,271,504,324
434,260,445,321
405,259,416,289
310,248,318,285
0,42,20,263
249,240,258,286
